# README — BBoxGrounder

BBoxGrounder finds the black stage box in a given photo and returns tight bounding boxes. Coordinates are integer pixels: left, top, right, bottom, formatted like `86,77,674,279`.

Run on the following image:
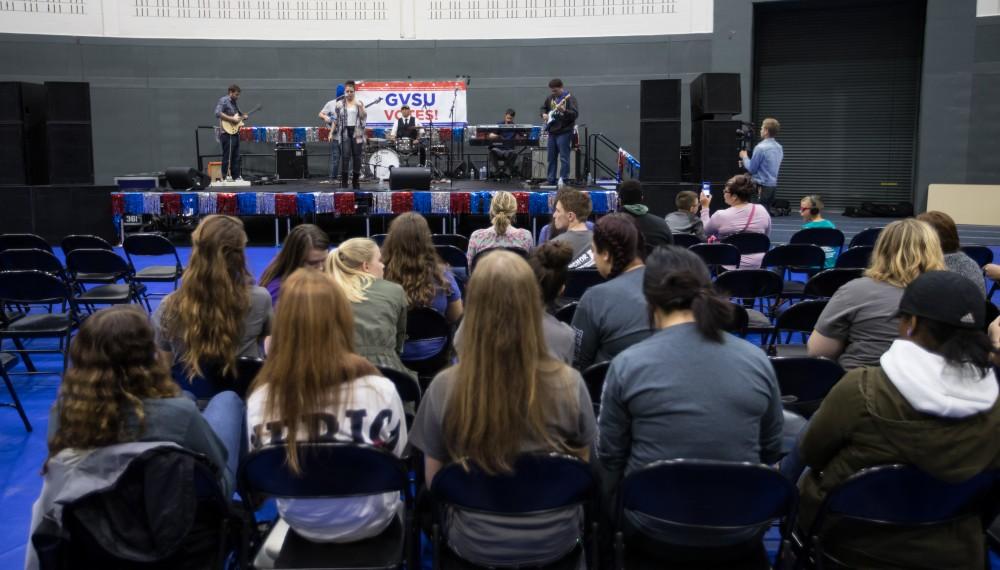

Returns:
0,185,116,243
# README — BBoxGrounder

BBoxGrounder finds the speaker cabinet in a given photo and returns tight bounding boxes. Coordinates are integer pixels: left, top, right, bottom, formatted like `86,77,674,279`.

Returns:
46,123,94,184
640,79,681,121
276,144,307,180
639,120,680,182
641,181,700,216
390,166,432,190
691,120,741,185
44,82,91,123
530,148,580,181
0,82,48,185
690,73,741,120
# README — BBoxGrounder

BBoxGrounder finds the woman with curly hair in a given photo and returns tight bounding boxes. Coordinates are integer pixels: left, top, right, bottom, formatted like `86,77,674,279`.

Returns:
571,213,652,369
382,212,463,323
152,215,272,382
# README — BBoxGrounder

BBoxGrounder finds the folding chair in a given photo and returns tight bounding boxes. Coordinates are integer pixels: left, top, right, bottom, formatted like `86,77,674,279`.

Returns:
796,465,1000,569
435,244,469,293
431,234,470,251
371,234,388,246
1,352,31,431
722,232,771,258
554,301,578,325
377,366,421,428
563,270,606,300
61,234,114,254
690,243,741,275
0,270,79,375
834,246,873,270
401,307,451,386
769,356,845,418
0,248,77,294
762,244,827,298
767,299,829,358
239,443,413,570
431,452,596,569
847,227,882,249
65,249,147,312
725,302,751,337
671,233,702,248
470,246,529,272
582,361,610,415
0,233,52,253
714,269,784,338
803,268,864,299
122,234,184,299
171,356,264,402
614,459,797,570
961,245,994,268
790,228,845,255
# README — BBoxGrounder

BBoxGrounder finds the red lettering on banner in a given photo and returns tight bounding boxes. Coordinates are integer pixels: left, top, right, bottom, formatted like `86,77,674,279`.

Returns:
384,110,396,120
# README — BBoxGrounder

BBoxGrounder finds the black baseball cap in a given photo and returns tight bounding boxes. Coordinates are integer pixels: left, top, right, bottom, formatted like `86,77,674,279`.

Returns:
897,271,985,329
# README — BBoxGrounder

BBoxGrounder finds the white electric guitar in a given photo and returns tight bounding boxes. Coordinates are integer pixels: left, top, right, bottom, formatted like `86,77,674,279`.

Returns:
221,104,262,135
545,92,572,131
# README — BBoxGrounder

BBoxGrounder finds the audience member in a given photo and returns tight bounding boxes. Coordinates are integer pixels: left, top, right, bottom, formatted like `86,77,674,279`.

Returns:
599,246,782,562
27,306,242,568
808,218,945,369
796,271,999,569
799,195,837,268
917,211,986,293
259,223,331,304
700,174,772,268
665,190,705,241
551,188,595,268
382,212,463,323
618,179,673,248
571,213,651,369
246,269,406,542
466,190,534,266
528,241,577,363
153,215,272,380
326,238,411,378
410,251,596,568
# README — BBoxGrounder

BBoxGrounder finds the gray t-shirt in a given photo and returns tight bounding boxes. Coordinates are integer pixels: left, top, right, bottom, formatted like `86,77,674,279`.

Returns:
571,267,652,369
152,286,273,361
665,211,705,240
599,323,783,546
814,276,903,370
409,367,597,567
454,312,575,365
551,229,594,269
944,251,986,294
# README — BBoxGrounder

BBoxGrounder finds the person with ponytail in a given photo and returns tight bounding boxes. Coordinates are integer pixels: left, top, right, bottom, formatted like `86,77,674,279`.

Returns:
154,215,272,379
325,238,412,378
259,223,331,304
570,213,652,369
466,190,534,266
795,271,1000,569
528,241,576,363
598,246,783,562
246,269,407,543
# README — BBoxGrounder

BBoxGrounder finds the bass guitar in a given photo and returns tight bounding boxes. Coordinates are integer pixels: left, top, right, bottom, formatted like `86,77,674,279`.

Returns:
220,103,262,135
544,92,571,132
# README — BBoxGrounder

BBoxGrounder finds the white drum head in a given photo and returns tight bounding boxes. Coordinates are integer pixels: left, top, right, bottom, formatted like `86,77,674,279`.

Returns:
370,149,400,180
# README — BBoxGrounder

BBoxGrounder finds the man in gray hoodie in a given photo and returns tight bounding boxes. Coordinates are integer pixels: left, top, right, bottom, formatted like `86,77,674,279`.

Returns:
618,179,673,248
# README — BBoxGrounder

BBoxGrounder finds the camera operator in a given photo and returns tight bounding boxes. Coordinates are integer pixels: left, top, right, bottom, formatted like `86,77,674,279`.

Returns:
739,117,783,213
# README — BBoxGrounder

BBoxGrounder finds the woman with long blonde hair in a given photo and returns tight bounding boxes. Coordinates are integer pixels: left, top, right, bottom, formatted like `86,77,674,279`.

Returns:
246,269,407,542
465,191,534,266
808,218,945,369
409,251,596,567
382,212,463,323
325,238,411,377
153,215,272,380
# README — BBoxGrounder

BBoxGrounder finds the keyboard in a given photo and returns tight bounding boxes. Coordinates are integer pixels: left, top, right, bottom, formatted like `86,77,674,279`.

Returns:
468,124,542,146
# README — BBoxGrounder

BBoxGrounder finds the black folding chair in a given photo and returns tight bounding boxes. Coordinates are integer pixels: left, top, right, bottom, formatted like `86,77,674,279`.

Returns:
582,361,610,415
0,248,76,294
470,246,529,272
122,233,184,297
371,233,389,246
435,244,469,294
722,232,771,258
239,443,413,570
724,302,751,337
671,233,702,248
0,233,52,253
432,233,470,251
804,268,863,299
1,352,31,431
770,356,845,418
431,452,596,570
171,356,264,402
61,234,114,254
377,366,421,428
767,299,829,358
834,246,873,269
797,465,1000,569
554,301,578,325
690,243,741,274
714,269,784,337
563,269,606,300
961,245,994,268
401,307,451,385
65,249,147,312
848,227,883,249
762,244,827,298
614,459,797,570
790,228,845,255
986,301,999,334
0,270,79,375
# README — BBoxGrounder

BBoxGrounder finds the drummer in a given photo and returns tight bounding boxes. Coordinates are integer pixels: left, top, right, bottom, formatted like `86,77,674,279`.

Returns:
388,105,426,166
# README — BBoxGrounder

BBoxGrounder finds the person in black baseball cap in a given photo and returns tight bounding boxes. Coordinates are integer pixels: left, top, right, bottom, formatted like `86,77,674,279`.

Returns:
793,270,1000,569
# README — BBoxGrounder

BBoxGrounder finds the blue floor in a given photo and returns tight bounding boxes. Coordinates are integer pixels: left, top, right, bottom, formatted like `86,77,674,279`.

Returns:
1,243,999,567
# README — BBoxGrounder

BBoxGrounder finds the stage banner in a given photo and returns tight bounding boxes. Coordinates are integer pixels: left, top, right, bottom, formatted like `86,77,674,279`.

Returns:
356,80,467,129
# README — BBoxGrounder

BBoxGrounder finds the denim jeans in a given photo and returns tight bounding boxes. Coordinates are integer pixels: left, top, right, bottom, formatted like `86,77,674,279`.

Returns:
328,139,341,179
546,131,573,183
201,390,246,486
220,132,241,179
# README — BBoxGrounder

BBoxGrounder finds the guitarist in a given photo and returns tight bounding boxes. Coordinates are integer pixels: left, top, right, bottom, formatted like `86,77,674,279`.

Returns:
333,80,367,189
539,78,578,186
214,84,247,180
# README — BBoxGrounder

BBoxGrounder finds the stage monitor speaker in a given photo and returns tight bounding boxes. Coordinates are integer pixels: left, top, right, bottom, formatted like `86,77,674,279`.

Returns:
45,82,91,122
690,73,741,120
165,166,210,190
46,122,94,184
691,119,741,184
639,120,680,182
276,145,307,180
640,79,681,121
390,166,431,190
642,181,699,217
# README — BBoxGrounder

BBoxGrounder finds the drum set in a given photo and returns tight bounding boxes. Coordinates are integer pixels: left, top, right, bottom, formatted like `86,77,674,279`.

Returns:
364,132,449,181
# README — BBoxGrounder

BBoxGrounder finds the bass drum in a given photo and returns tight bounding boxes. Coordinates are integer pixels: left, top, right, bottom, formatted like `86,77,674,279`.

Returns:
368,148,400,181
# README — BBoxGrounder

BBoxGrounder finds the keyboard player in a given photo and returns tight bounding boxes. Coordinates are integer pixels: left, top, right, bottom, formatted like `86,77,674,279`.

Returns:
489,109,520,177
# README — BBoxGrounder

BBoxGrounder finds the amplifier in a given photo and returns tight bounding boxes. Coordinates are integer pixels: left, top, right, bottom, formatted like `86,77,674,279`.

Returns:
529,148,580,181
276,144,307,180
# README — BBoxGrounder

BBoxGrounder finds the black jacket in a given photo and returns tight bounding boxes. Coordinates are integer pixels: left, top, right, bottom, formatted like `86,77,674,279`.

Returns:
623,204,674,248
540,92,579,135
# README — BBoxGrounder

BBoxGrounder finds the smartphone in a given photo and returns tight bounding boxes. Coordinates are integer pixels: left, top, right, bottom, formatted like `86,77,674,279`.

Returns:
701,181,712,197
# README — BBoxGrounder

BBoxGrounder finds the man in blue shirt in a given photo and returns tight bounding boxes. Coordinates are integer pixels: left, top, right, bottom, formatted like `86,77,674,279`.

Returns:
739,117,783,212
214,84,247,180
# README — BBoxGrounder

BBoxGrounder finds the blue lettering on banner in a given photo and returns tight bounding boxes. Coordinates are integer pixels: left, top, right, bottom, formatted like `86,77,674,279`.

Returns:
384,93,437,107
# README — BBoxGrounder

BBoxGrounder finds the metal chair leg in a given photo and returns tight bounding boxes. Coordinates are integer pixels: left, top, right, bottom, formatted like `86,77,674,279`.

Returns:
12,339,36,372
1,367,31,432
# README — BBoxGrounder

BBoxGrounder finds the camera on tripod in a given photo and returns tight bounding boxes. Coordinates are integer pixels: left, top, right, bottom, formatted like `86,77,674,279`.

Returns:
736,122,755,153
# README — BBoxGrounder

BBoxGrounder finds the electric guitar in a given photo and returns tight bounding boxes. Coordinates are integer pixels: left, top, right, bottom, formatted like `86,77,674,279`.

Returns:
220,104,262,135
544,92,572,131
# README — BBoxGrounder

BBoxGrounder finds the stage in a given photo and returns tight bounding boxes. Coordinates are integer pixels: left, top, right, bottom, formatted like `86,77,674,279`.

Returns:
216,177,614,194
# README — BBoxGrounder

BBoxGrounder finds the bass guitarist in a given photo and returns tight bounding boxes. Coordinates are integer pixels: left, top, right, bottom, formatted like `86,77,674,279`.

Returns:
540,78,578,186
214,84,247,180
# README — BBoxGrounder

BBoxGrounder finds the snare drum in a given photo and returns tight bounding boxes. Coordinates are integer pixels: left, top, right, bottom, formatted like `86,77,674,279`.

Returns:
395,137,414,154
369,148,400,180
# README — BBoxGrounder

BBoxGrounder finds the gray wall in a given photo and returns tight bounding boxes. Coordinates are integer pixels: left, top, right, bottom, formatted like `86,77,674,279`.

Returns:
0,0,996,213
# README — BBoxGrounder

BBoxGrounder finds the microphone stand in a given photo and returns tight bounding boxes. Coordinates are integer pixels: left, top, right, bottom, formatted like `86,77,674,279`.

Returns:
448,86,459,182
423,100,443,181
